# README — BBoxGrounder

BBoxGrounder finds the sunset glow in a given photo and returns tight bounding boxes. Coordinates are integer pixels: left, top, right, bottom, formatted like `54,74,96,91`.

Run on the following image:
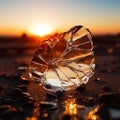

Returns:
30,24,53,36
0,0,120,36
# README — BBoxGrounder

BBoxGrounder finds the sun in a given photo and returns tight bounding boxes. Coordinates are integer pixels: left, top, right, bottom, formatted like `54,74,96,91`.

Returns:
30,24,52,36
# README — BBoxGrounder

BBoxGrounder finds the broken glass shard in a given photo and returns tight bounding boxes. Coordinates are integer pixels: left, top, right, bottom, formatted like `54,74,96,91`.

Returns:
29,25,95,92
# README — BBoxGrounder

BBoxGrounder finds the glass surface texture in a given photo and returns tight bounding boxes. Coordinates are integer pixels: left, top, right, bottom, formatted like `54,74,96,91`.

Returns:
29,25,95,92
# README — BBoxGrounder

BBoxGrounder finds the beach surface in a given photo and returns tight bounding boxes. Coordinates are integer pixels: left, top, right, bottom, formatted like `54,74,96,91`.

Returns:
0,35,120,120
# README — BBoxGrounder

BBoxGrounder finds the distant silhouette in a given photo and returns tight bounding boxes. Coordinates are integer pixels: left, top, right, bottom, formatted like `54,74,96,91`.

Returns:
21,33,27,39
117,32,120,37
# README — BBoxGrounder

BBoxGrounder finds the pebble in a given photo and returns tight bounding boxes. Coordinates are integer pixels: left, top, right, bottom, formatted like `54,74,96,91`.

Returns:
16,107,25,120
87,97,96,106
18,77,30,85
0,106,16,119
8,88,23,97
20,92,31,101
46,93,57,99
17,107,25,115
62,114,72,120
21,92,31,97
102,85,112,92
55,91,64,98
17,85,28,92
7,75,21,81
19,62,28,67
76,84,86,92
76,97,83,104
19,79,30,85
99,93,120,107
1,97,16,104
22,100,35,107
0,105,11,111
40,101,57,109
20,92,35,106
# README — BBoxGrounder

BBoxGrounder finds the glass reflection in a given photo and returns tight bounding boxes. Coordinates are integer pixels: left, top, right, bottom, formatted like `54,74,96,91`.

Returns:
64,97,84,115
86,106,100,120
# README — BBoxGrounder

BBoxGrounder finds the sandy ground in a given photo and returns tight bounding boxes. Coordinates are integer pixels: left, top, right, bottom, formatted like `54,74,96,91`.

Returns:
0,35,120,120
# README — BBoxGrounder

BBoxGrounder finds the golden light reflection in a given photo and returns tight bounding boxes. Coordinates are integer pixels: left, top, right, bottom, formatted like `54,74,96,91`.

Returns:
26,117,38,120
65,98,77,115
86,106,99,120
43,113,48,118
64,97,84,115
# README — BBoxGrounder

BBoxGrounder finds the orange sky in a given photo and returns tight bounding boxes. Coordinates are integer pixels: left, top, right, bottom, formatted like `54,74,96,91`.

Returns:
0,0,120,36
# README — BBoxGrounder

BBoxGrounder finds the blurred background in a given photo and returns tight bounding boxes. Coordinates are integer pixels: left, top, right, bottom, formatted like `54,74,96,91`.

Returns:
0,0,120,36
0,0,120,75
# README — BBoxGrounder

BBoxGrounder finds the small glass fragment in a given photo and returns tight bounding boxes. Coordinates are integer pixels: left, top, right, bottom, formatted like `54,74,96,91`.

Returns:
29,25,95,92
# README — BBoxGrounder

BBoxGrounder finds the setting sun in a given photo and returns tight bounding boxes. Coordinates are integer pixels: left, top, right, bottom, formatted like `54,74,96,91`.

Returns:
30,24,53,36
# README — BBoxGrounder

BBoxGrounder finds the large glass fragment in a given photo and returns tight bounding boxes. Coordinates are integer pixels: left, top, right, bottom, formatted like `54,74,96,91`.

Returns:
29,25,95,92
